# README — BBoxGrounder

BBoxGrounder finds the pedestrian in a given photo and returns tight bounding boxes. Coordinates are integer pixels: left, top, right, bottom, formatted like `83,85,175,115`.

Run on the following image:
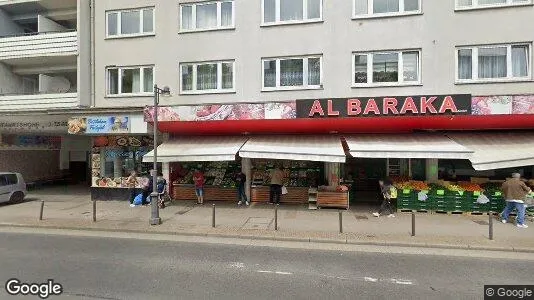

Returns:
501,173,531,228
269,165,284,205
236,171,249,206
141,171,154,206
157,173,167,208
126,170,137,205
373,178,395,218
193,169,205,205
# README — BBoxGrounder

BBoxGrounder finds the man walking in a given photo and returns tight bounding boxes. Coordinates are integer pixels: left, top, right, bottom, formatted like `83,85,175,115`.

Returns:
236,171,249,206
501,173,531,228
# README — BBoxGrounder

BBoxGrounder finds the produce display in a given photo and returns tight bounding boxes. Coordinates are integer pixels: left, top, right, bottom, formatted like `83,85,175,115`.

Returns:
173,161,241,188
251,159,321,187
393,180,430,191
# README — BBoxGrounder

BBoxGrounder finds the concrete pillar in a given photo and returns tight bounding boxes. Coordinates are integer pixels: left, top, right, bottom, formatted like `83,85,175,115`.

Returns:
426,158,439,183
242,158,252,200
77,0,91,107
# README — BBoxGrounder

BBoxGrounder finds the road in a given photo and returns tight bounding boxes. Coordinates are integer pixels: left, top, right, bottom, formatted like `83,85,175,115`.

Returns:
0,231,532,300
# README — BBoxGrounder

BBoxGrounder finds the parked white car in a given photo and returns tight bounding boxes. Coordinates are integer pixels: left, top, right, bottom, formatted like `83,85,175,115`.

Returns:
0,172,26,203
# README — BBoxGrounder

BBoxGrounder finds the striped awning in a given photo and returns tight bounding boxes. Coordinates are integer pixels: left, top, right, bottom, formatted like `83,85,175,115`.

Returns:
142,136,248,162
239,135,346,163
447,132,534,170
344,134,473,159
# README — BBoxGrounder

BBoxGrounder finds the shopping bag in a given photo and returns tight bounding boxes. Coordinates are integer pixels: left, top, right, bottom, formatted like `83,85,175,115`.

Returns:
389,186,398,199
417,191,428,202
133,194,143,206
525,194,534,207
281,186,288,195
476,194,490,204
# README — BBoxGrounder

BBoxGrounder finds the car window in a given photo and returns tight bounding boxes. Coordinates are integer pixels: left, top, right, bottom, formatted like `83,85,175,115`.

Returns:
5,174,18,185
0,175,7,187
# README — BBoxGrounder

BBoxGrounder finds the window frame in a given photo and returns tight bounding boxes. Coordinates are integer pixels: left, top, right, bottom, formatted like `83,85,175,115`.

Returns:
261,55,323,91
352,0,422,19
351,49,422,87
106,7,156,39
106,65,155,97
179,60,236,94
261,0,323,26
455,0,533,11
455,43,532,84
179,1,235,33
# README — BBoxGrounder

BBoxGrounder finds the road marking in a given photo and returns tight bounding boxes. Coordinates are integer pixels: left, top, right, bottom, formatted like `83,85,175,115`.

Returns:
364,277,378,282
257,270,273,273
257,270,292,275
275,271,292,275
229,262,245,269
388,279,414,285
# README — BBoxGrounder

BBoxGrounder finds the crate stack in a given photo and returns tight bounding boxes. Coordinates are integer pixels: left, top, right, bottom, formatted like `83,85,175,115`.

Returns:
468,191,489,214
397,189,416,211
429,189,447,212
488,191,505,213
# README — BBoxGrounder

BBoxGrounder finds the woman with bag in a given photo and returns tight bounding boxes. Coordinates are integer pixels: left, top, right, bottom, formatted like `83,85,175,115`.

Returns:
373,178,396,218
269,165,284,205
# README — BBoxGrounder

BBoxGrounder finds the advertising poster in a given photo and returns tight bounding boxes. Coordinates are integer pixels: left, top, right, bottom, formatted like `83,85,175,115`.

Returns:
68,116,130,134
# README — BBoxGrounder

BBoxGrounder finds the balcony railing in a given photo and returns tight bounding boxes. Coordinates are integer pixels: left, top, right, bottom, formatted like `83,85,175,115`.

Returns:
0,30,77,61
0,92,78,112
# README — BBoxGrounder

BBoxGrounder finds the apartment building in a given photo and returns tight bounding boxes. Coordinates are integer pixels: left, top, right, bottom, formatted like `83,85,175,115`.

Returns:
77,0,534,203
0,0,91,184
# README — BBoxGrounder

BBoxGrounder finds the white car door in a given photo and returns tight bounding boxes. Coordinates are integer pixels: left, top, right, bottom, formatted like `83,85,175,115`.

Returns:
0,175,9,203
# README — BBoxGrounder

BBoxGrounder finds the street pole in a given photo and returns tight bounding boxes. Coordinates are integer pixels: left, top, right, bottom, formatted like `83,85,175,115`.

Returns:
150,84,161,225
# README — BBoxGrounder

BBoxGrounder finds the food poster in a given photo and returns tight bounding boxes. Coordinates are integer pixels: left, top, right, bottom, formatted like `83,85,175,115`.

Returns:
512,95,534,114
68,116,130,134
471,96,513,115
144,102,297,122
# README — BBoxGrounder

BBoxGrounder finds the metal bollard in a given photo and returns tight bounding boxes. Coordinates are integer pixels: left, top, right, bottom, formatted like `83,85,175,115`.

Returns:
339,210,343,233
39,200,44,221
212,204,216,228
274,204,278,231
489,211,494,240
411,211,415,237
92,200,96,222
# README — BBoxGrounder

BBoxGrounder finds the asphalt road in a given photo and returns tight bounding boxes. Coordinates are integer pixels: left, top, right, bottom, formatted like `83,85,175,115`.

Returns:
0,232,532,300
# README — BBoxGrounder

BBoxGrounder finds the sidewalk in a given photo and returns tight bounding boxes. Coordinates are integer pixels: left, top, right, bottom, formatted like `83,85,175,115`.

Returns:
1,186,533,252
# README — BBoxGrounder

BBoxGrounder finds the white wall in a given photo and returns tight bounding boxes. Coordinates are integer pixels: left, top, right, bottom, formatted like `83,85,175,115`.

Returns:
37,15,67,32
0,62,23,95
0,8,23,37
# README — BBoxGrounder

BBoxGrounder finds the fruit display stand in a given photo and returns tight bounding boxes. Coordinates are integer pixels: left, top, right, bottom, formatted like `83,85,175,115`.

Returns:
397,189,416,211
316,191,349,209
250,186,309,204
172,184,238,201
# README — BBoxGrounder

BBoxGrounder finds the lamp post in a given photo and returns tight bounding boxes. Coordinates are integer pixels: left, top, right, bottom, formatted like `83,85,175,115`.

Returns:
150,84,171,225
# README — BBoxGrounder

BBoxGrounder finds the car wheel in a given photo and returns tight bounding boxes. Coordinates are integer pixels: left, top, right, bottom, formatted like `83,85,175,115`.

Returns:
9,192,24,204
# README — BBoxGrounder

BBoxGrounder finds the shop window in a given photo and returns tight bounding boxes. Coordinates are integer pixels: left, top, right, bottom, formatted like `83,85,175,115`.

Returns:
251,160,322,187
106,66,154,96
262,0,323,26
262,55,322,91
180,1,235,32
456,0,532,10
180,61,235,94
106,7,155,38
352,50,421,86
173,161,241,187
456,44,531,83
353,0,421,18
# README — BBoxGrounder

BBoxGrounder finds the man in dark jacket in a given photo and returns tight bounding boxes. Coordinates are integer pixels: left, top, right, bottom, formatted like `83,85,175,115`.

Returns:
236,171,248,206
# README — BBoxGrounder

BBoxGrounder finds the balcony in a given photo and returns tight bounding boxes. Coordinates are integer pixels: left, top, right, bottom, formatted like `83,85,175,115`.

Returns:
0,31,77,62
0,92,78,112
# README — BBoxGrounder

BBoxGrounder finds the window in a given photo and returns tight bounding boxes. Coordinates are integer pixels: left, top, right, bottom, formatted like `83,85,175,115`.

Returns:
353,0,420,17
352,50,421,86
180,61,235,93
262,0,322,25
456,44,531,82
456,0,531,10
106,8,155,38
180,1,234,31
262,56,322,90
107,66,154,96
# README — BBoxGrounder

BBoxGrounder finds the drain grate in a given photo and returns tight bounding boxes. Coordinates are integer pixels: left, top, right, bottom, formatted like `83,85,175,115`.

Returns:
473,220,489,225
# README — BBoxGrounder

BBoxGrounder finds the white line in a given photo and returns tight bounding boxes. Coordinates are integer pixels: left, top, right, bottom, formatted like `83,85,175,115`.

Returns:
275,271,292,275
364,277,378,282
390,279,413,285
257,270,273,273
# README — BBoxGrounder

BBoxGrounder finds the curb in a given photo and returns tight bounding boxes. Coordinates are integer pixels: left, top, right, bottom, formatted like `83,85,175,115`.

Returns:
0,223,531,253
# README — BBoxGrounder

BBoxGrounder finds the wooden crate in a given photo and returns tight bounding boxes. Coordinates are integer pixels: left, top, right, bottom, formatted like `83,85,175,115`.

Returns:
251,186,308,204
172,184,238,201
317,191,349,209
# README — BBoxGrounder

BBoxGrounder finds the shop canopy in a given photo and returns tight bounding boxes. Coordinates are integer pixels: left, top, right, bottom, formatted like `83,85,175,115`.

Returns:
447,132,534,171
142,136,248,162
239,135,346,163
344,134,473,159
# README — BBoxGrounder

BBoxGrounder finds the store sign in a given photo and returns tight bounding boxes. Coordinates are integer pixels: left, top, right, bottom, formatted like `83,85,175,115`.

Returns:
0,116,68,133
68,116,130,134
296,95,472,118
